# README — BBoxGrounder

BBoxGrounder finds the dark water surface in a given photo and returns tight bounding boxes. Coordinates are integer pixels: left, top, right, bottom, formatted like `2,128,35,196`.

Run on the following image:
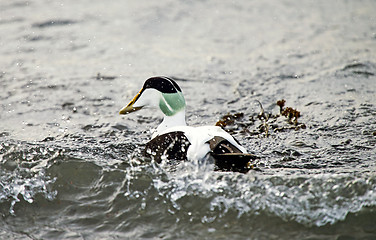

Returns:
1,0,376,239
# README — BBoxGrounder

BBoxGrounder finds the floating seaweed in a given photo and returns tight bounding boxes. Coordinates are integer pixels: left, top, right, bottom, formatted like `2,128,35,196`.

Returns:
215,112,244,128
276,99,286,113
216,99,306,137
277,99,306,130
278,99,300,124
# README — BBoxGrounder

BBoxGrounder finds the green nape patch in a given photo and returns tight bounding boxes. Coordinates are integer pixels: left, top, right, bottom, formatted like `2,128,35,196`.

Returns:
159,92,186,116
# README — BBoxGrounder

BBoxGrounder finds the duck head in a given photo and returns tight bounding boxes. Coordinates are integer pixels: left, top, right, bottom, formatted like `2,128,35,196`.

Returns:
119,76,187,133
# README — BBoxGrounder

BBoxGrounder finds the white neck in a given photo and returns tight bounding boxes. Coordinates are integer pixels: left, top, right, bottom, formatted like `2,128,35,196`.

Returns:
154,109,187,137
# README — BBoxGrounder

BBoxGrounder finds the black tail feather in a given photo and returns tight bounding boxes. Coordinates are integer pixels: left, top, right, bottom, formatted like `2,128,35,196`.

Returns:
207,136,258,173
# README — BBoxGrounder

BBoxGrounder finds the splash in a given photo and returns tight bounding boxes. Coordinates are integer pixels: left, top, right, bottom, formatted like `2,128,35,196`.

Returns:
150,162,376,227
0,142,58,215
0,171,57,215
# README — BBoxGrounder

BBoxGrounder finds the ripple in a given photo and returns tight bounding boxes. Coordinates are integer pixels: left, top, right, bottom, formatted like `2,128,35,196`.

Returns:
338,61,376,78
32,19,77,28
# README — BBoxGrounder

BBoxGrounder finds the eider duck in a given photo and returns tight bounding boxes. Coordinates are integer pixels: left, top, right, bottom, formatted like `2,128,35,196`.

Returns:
119,76,257,172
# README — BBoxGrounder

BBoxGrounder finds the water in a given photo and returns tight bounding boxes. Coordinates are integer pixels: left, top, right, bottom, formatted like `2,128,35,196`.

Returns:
1,0,376,239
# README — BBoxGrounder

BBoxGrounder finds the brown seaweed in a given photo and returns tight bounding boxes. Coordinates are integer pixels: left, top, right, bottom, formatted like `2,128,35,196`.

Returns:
215,99,306,137
215,112,244,127
278,99,306,129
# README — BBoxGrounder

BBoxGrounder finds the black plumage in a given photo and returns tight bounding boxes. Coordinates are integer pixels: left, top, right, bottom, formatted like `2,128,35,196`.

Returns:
144,132,258,173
